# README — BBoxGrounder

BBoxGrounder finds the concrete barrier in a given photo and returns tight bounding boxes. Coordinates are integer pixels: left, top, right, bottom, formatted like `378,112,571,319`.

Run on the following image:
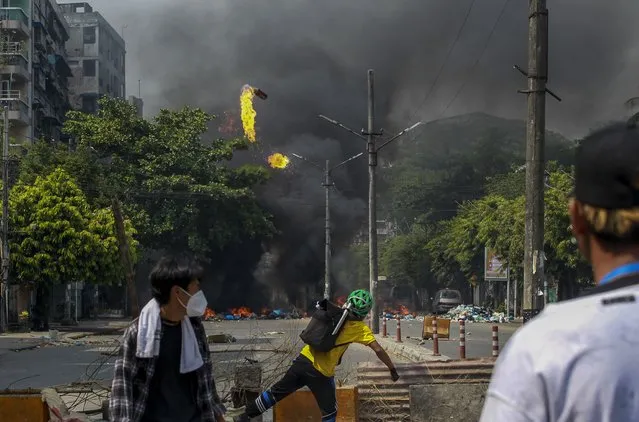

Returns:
273,386,358,421
358,359,494,422
410,383,488,421
0,389,48,422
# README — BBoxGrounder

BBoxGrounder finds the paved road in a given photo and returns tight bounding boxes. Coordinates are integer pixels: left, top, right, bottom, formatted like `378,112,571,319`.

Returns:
0,319,408,420
384,318,521,359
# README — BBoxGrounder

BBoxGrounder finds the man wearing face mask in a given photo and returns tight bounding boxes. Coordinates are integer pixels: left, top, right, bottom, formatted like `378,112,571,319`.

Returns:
109,255,226,422
480,120,639,421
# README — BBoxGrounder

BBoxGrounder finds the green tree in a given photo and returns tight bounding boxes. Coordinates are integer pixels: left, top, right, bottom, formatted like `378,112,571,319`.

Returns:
9,168,137,324
61,97,275,256
427,166,590,296
379,224,433,289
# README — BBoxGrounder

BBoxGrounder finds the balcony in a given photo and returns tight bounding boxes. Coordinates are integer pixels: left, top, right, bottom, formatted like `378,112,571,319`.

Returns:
0,8,29,37
6,100,30,126
1,55,30,81
0,90,23,101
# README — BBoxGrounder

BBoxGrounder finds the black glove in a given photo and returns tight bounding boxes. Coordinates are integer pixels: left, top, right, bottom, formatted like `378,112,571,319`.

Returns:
390,368,400,382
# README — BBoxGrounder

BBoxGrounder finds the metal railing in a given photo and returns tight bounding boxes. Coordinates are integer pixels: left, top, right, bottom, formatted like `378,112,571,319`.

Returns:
3,55,28,73
7,99,29,119
0,90,23,101
0,41,25,56
0,8,29,26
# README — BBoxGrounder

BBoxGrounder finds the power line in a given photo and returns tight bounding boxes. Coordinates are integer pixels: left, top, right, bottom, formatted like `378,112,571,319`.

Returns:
399,0,513,146
404,0,478,124
437,0,513,118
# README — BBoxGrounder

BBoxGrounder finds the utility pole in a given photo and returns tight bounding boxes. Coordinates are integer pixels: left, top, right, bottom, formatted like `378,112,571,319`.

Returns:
319,70,422,333
0,106,8,333
364,70,382,334
324,160,331,300
292,152,363,300
522,0,548,317
112,198,139,318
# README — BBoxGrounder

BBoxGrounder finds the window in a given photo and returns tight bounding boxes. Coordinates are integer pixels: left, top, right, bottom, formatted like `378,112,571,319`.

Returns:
82,59,96,76
81,96,97,113
76,6,85,13
83,26,96,44
441,290,461,300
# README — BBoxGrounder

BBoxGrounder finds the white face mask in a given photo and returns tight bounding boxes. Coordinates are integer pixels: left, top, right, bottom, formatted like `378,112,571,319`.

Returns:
179,288,208,317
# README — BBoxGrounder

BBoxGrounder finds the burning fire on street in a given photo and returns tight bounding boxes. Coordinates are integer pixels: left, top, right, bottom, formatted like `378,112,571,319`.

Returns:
240,84,267,143
203,305,307,321
267,153,290,169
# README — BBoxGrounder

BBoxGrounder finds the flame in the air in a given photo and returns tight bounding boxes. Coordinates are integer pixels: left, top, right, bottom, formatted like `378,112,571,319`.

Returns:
240,85,257,142
268,153,290,169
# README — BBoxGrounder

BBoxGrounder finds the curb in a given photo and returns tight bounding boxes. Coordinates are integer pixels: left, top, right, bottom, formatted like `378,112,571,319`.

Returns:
375,335,451,362
65,326,127,340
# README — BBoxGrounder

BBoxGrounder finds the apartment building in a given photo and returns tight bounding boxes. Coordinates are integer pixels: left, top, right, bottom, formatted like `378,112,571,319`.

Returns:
128,94,142,117
0,0,71,144
60,2,125,114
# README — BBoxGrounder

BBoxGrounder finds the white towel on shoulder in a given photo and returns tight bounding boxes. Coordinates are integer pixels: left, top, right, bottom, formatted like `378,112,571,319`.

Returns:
136,299,204,373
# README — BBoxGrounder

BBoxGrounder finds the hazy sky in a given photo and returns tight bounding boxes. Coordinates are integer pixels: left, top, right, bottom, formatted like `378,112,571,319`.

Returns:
81,0,639,138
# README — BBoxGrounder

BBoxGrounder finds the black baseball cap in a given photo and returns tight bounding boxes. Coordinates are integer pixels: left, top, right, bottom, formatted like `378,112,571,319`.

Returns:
574,120,639,209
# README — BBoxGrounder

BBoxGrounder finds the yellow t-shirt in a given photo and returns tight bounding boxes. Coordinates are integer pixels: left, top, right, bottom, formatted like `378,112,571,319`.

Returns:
300,319,376,377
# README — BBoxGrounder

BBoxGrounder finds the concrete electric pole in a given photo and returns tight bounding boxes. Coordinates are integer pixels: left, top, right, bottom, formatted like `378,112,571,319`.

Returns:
319,70,422,333
522,0,548,317
291,152,363,300
324,160,331,300
1,106,9,333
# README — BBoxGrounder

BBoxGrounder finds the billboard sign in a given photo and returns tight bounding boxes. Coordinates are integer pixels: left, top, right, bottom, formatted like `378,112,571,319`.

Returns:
484,248,509,281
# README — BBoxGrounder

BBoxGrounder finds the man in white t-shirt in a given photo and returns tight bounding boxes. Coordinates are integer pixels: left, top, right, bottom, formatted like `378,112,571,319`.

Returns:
480,120,639,422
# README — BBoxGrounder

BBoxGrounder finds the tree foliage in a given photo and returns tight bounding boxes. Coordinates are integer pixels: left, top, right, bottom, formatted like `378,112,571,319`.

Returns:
426,166,591,287
379,224,433,288
9,168,137,286
58,97,275,256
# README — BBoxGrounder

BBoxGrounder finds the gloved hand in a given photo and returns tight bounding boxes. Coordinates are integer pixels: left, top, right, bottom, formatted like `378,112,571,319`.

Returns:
390,368,400,382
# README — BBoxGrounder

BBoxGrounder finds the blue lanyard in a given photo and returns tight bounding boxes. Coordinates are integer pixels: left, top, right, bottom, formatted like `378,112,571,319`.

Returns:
599,262,639,286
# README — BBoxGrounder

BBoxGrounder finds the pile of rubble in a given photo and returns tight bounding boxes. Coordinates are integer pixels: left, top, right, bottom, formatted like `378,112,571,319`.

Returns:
381,305,419,321
203,307,306,322
381,311,418,321
443,305,511,323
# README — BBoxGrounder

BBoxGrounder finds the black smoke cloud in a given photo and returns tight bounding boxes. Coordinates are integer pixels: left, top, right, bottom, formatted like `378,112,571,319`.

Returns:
113,0,639,303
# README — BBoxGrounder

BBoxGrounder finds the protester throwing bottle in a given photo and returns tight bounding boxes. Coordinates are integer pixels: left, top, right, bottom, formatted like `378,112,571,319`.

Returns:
235,289,399,422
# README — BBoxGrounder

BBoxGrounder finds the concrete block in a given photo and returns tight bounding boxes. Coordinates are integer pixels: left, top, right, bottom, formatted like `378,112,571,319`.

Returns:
410,383,488,422
208,333,237,343
274,386,358,421
0,390,48,422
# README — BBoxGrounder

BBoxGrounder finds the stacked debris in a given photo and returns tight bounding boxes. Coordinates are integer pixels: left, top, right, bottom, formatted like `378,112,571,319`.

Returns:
381,311,417,321
443,305,511,323
203,307,306,321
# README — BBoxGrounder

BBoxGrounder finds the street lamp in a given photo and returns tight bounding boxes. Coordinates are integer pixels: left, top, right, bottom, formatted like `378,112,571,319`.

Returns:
291,152,364,300
318,72,423,334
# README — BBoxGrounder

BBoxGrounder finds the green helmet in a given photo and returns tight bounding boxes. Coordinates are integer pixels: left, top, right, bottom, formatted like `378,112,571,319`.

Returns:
347,289,373,317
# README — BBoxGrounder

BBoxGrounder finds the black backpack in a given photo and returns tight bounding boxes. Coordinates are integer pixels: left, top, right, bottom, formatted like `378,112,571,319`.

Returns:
300,299,351,352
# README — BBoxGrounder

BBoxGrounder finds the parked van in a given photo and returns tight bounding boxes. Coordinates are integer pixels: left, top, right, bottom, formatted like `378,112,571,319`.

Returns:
432,289,462,314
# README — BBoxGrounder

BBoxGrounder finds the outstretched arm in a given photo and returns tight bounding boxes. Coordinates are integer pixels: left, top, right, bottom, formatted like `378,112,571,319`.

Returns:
368,341,400,381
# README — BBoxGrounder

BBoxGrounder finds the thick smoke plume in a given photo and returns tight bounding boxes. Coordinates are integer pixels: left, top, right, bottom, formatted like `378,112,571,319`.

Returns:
103,0,639,304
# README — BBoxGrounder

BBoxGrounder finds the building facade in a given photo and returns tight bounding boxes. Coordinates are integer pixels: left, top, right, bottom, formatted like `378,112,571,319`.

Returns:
61,2,125,114
128,94,142,117
0,0,71,144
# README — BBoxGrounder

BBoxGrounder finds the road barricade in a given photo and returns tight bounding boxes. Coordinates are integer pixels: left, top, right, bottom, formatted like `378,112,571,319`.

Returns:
273,386,358,421
0,389,48,422
421,316,451,340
